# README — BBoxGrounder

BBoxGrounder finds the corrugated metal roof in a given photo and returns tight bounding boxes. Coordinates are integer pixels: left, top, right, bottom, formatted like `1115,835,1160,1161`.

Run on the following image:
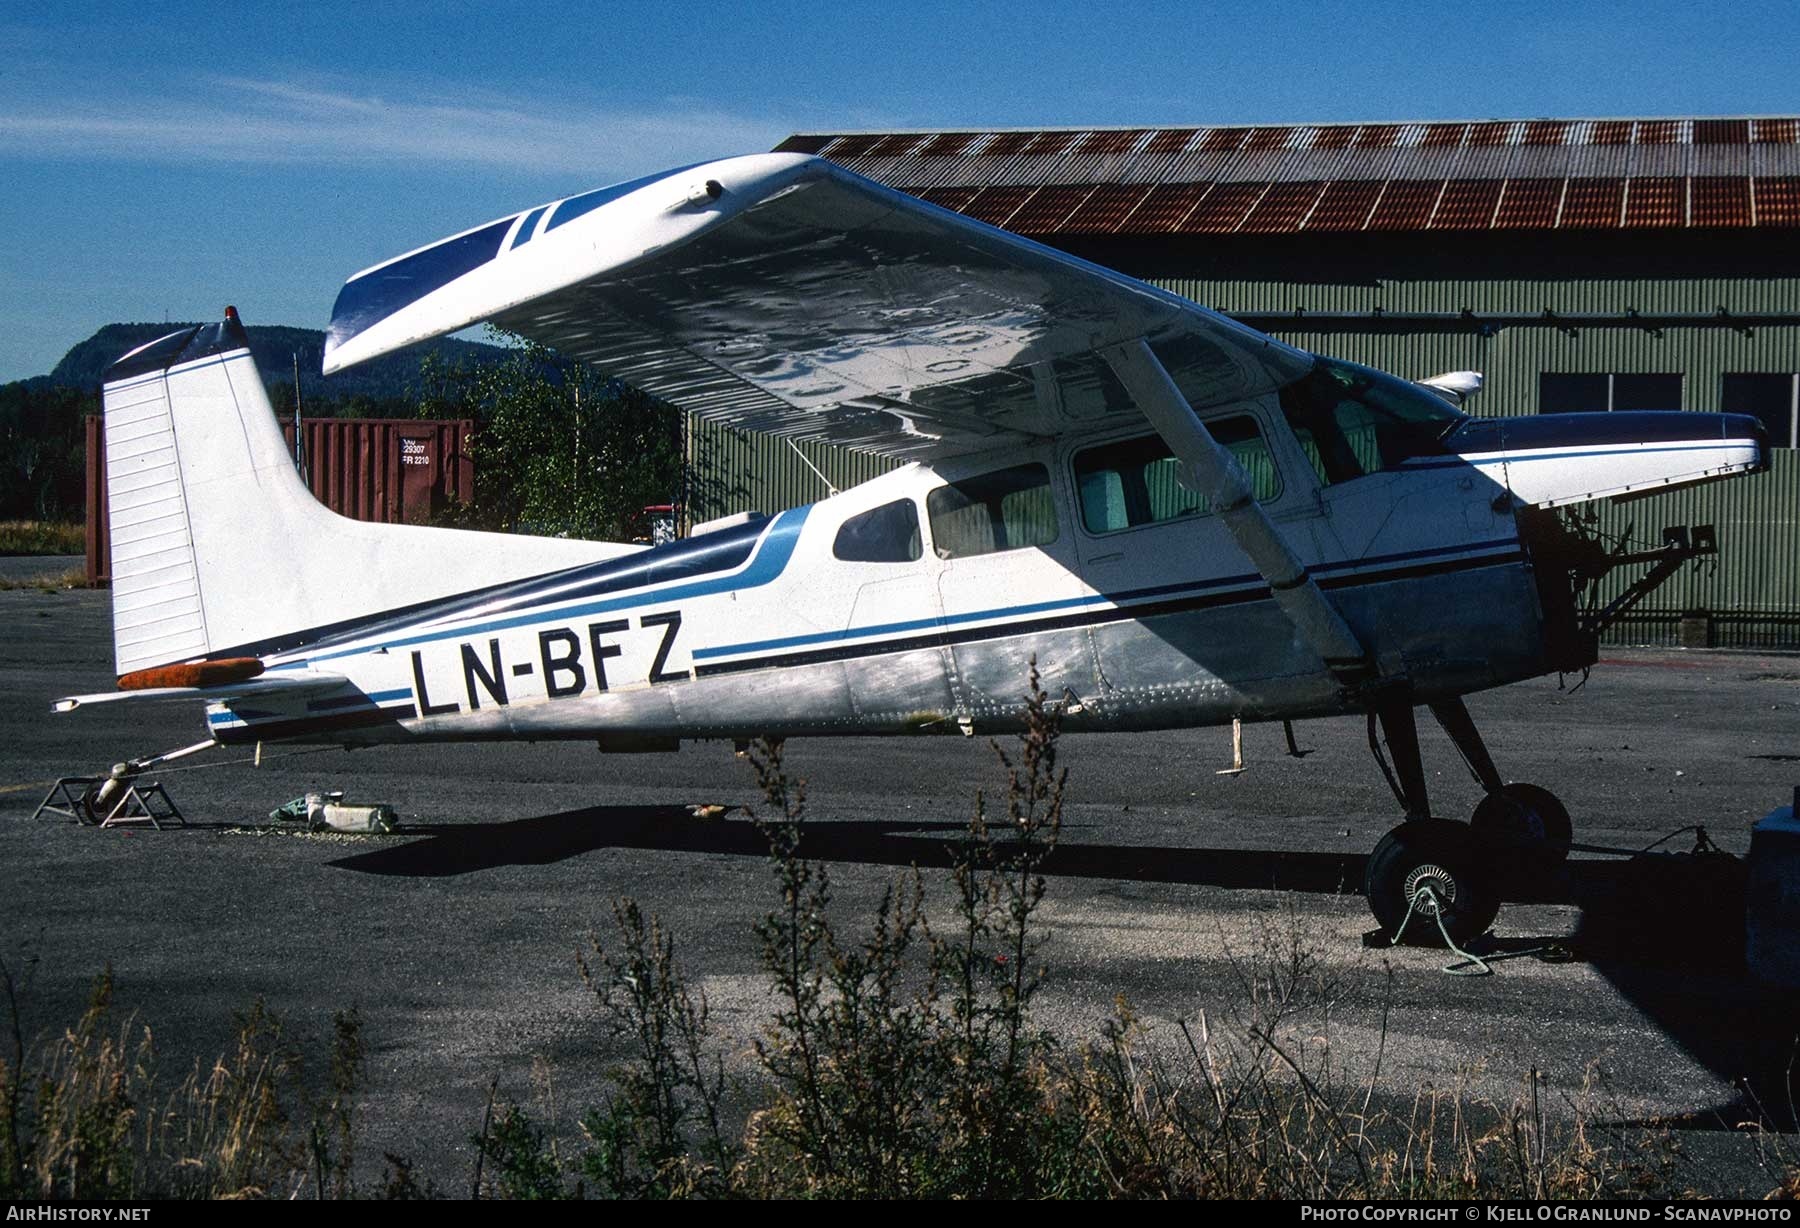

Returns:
774,115,1800,234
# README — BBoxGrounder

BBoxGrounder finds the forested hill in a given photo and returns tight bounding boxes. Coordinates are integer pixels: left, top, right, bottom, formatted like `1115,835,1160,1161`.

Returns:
1,322,509,520
40,322,504,407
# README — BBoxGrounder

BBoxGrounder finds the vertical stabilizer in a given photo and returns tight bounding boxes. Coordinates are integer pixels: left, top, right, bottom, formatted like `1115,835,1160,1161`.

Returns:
99,309,636,678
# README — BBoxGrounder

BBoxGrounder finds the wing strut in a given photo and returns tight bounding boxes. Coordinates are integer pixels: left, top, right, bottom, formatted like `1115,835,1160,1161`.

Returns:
1101,339,1374,685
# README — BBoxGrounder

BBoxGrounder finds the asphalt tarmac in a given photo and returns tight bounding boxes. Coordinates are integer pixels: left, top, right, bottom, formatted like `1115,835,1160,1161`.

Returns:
3,585,1798,1194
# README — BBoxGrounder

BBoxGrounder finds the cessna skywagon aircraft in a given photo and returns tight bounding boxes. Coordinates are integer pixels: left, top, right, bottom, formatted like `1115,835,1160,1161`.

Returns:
64,153,1770,942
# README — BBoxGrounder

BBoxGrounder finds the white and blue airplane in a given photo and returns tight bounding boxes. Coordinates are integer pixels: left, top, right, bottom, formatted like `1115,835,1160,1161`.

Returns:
59,153,1771,941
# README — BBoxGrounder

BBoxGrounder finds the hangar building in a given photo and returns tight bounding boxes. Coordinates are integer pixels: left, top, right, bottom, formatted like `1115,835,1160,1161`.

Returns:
684,117,1800,649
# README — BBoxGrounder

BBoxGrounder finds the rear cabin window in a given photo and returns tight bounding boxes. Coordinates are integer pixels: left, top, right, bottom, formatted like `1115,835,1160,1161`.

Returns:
926,463,1058,558
1277,357,1462,487
1073,416,1279,535
832,498,922,563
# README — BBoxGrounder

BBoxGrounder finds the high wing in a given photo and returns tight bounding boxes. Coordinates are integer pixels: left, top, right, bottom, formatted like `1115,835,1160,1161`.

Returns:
323,153,1311,461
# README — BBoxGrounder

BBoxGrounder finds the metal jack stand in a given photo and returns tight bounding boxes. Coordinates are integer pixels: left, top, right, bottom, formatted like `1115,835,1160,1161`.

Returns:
31,739,214,829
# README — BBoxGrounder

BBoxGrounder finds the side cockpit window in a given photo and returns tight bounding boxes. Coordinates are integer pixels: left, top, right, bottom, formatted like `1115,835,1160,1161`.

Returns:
926,463,1058,559
1278,357,1463,487
1073,415,1279,534
833,498,923,563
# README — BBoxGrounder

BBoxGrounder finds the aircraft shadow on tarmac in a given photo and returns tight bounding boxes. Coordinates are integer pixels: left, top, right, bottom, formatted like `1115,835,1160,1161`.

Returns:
326,804,1799,1132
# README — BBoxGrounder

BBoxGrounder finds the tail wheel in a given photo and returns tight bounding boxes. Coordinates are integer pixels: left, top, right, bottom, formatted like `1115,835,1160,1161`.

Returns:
1470,783,1572,873
1364,820,1500,946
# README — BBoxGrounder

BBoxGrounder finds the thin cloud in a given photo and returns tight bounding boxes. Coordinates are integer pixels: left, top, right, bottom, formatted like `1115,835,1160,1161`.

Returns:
0,74,793,175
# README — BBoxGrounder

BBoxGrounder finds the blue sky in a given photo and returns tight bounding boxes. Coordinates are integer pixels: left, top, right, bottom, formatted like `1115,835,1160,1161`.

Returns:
3,0,1797,382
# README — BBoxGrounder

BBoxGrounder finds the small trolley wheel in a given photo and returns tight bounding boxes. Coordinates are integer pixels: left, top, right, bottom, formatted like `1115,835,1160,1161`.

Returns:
1470,783,1572,875
1364,819,1500,947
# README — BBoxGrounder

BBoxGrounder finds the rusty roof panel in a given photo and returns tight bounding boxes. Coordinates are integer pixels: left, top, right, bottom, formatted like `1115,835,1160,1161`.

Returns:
1238,180,1323,233
1144,128,1197,155
866,134,925,158
1061,183,1151,232
1756,177,1800,225
1118,183,1211,232
961,185,1035,227
918,132,979,157
1077,129,1147,155
1561,177,1625,228
1694,119,1750,146
789,116,1800,232
1021,130,1081,157
1366,180,1442,230
1493,178,1564,229
1178,181,1266,232
824,134,882,158
1623,177,1685,227
1200,127,1251,153
774,134,832,155
1691,176,1753,227
1354,124,1405,149
1304,180,1383,231
1005,184,1095,233
915,186,980,212
981,132,1036,157
1431,178,1504,229
1753,119,1799,145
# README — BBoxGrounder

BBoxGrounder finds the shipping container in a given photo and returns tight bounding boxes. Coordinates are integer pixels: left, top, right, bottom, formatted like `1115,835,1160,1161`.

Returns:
87,416,475,585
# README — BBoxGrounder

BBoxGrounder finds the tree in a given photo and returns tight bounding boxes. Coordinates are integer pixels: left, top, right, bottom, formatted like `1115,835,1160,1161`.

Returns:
416,330,683,542
0,380,92,521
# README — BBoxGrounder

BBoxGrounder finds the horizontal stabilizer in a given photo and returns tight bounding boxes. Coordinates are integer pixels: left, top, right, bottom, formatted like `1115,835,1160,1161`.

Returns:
1444,411,1771,509
53,671,351,713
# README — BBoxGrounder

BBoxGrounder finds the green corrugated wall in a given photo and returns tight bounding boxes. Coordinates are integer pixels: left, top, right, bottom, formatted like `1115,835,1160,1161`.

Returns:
683,274,1799,649
685,417,898,523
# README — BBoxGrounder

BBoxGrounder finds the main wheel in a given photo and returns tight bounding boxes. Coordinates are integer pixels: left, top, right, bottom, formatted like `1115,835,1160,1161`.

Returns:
1470,783,1572,876
1364,820,1500,946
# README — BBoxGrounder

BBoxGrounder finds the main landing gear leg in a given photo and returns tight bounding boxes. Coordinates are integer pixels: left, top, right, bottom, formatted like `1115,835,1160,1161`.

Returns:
1362,691,1500,945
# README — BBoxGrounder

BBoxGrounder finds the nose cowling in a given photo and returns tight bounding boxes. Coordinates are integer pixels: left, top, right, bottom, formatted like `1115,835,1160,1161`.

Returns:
1442,411,1771,508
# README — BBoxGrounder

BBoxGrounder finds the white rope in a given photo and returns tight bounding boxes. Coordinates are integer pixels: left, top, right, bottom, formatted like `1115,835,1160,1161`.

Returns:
1388,883,1494,977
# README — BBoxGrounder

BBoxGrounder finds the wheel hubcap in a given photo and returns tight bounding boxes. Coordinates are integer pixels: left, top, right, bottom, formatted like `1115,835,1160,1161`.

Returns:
1403,863,1457,915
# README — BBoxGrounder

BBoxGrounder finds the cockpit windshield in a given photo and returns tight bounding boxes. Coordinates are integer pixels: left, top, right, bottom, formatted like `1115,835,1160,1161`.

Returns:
1277,356,1465,487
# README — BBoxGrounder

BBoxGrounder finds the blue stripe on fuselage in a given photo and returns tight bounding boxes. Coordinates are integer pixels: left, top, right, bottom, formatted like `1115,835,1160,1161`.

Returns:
284,505,811,668
693,537,1523,661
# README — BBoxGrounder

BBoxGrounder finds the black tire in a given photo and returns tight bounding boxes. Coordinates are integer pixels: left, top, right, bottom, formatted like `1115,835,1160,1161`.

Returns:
1470,783,1572,876
1364,819,1500,946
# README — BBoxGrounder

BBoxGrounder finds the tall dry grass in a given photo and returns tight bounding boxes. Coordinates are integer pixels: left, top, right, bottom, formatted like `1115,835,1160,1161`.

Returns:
0,521,85,557
0,962,365,1199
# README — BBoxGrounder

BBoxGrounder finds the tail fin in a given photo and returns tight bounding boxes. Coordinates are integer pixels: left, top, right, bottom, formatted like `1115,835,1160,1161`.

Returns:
100,308,632,677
